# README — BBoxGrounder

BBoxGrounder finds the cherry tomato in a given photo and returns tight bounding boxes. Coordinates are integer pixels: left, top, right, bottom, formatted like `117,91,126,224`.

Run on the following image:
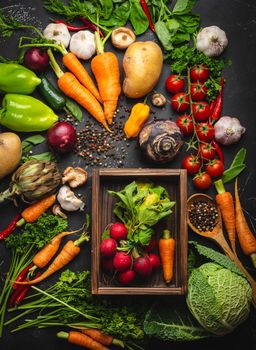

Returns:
192,101,210,122
196,123,215,142
182,155,201,175
193,172,212,190
176,114,194,136
190,82,207,101
199,143,216,161
171,92,190,113
190,64,210,83
165,74,185,94
206,159,225,178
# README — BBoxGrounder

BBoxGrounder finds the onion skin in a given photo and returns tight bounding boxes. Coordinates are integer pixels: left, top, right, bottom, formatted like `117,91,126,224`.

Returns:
47,122,77,153
24,48,49,73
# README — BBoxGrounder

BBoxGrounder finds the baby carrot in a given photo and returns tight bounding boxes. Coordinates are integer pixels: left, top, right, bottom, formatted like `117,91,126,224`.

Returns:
57,330,110,350
159,229,175,283
235,178,256,267
91,32,121,125
214,179,236,254
80,329,124,347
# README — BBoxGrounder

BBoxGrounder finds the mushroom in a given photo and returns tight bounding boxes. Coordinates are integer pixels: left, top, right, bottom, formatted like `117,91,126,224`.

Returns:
52,204,68,219
111,27,136,50
62,166,88,188
57,185,85,212
151,93,167,107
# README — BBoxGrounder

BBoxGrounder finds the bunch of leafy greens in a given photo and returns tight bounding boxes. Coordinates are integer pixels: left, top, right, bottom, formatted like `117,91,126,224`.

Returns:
108,180,175,246
8,269,145,345
143,242,252,341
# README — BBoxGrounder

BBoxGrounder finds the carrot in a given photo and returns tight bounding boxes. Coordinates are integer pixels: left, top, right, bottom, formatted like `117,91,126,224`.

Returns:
63,52,102,103
16,194,57,227
159,229,175,283
48,50,110,132
15,232,90,285
80,329,124,347
235,178,256,267
214,179,236,254
91,32,121,125
57,330,110,350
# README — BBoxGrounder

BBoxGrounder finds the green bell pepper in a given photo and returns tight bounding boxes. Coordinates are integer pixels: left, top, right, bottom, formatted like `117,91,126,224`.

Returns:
0,63,41,94
0,94,58,132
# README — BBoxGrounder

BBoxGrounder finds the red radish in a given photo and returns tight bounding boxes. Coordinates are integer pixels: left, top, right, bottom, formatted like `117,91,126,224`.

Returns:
113,252,132,272
118,270,135,286
145,236,157,252
133,256,152,277
110,222,128,241
100,238,117,257
148,253,161,271
101,257,114,272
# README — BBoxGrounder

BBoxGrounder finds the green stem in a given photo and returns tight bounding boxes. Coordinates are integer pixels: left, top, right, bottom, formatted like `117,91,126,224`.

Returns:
74,232,90,246
57,331,68,340
4,309,32,326
16,218,25,227
47,49,64,79
18,36,67,55
162,229,171,239
214,178,226,194
94,31,104,55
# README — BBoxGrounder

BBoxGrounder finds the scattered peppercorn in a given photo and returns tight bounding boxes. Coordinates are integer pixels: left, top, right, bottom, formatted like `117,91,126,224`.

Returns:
188,200,218,232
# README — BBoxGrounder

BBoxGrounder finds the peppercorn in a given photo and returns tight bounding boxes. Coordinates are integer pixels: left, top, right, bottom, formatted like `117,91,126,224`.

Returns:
188,200,218,232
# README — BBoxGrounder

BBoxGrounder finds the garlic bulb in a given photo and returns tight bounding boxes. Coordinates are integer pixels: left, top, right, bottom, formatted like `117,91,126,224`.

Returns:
57,185,85,211
69,30,96,60
196,25,228,57
43,23,71,48
214,116,246,145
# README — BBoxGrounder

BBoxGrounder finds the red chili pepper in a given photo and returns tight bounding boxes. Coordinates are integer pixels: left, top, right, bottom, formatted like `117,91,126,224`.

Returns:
212,139,224,164
211,77,225,124
79,17,104,38
55,19,89,31
209,98,217,121
9,272,41,307
0,214,22,240
12,262,34,290
140,0,155,32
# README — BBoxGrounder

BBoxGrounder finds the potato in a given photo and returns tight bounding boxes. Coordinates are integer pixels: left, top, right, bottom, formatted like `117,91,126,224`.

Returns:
0,132,22,180
122,41,163,98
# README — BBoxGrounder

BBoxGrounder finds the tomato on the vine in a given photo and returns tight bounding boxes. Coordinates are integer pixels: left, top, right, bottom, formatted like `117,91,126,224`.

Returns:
199,143,216,161
206,159,225,178
196,123,215,142
193,172,212,190
182,155,201,175
176,114,194,136
192,101,210,121
190,82,207,101
165,74,185,94
190,64,210,83
171,92,190,113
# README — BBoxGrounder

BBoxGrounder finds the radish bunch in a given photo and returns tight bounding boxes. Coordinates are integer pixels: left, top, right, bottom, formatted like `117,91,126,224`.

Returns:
100,222,161,286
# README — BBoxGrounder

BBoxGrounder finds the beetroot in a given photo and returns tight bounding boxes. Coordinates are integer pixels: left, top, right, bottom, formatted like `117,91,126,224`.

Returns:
118,270,135,286
101,257,114,272
110,222,128,241
113,252,132,272
100,238,117,257
144,236,157,252
133,256,152,277
148,253,161,271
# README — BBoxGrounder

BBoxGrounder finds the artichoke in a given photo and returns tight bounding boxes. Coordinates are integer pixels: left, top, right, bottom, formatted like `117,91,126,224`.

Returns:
0,160,61,203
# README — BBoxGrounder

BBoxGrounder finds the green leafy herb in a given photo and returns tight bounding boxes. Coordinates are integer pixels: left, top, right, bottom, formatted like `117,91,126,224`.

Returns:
222,148,247,184
100,1,130,27
21,135,46,153
129,0,149,35
21,152,55,163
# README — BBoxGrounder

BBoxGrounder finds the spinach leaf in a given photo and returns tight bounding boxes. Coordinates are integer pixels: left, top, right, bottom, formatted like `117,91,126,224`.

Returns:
100,1,130,27
99,0,113,19
230,148,247,168
65,97,83,122
21,152,55,163
155,20,173,51
129,0,149,35
21,135,46,153
172,0,197,15
222,164,246,184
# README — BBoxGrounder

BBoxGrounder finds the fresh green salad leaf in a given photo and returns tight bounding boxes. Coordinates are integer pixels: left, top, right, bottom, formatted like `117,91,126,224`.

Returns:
100,1,130,27
129,0,149,35
21,135,46,153
172,0,197,15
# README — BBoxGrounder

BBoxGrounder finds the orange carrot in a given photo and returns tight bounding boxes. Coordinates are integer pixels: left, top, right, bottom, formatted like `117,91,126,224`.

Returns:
91,32,121,125
16,194,57,227
15,232,89,285
62,52,102,103
48,50,110,132
214,179,236,254
80,329,124,347
235,178,256,267
57,331,110,350
159,229,175,283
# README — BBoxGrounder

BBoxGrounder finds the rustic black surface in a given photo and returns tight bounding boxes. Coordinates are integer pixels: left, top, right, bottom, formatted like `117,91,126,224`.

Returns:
0,0,256,349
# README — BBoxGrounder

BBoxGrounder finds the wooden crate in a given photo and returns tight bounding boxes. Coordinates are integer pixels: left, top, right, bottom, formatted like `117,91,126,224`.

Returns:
91,168,187,295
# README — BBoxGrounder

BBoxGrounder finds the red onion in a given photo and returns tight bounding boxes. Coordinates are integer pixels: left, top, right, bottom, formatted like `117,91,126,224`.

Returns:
47,122,77,153
23,47,49,72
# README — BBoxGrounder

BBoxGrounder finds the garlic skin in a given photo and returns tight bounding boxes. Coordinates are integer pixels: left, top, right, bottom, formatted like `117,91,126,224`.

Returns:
214,116,246,145
196,25,228,57
43,23,71,48
69,30,96,60
57,185,85,211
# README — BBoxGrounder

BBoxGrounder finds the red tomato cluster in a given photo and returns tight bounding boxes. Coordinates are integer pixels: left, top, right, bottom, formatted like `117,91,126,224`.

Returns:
165,65,224,190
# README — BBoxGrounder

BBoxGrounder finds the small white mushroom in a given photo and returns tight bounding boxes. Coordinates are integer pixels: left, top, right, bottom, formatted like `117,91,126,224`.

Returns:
57,185,85,212
151,93,167,107
52,204,68,219
62,166,88,188
111,27,136,50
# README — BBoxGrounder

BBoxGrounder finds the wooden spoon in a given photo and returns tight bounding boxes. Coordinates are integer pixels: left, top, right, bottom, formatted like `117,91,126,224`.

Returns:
187,193,256,309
